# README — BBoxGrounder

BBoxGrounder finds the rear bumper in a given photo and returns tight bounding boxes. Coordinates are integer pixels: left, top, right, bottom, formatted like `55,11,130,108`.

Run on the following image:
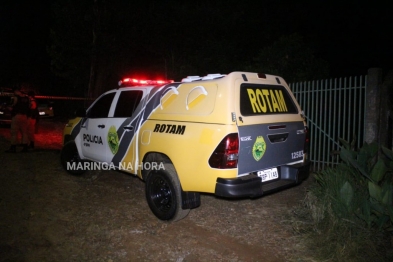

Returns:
214,161,310,198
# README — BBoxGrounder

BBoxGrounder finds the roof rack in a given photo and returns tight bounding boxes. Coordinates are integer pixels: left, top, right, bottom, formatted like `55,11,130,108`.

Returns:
181,73,226,82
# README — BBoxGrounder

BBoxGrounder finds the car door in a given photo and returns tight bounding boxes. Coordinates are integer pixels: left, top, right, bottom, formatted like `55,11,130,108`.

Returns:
106,89,145,172
80,91,116,162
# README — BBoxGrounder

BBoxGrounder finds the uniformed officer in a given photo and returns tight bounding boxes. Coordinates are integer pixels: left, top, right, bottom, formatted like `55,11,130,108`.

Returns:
5,87,30,153
27,91,39,149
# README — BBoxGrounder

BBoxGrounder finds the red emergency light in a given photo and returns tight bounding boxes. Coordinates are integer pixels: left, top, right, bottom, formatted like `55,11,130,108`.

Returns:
118,78,174,87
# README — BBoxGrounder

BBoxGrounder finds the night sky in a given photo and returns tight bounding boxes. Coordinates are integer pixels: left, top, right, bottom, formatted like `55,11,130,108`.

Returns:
1,0,392,94
1,1,50,89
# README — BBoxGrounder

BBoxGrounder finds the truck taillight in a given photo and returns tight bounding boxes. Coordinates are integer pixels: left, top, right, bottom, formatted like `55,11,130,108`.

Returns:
209,133,239,169
304,126,310,154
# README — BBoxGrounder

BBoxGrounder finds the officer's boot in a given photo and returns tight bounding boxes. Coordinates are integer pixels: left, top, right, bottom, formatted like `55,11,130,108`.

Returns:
5,145,16,153
29,141,35,149
21,144,29,153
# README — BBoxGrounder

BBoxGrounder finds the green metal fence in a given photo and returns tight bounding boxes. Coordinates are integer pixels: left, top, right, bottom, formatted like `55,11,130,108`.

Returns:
290,76,367,171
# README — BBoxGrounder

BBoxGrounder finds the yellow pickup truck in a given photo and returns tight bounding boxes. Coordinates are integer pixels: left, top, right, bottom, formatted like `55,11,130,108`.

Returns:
61,72,310,221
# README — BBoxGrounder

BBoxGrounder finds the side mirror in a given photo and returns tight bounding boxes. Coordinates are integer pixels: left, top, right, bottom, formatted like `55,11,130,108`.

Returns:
74,108,86,117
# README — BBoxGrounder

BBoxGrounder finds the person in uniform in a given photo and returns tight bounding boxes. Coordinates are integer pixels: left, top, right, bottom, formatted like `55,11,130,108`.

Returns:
5,87,30,153
27,91,39,149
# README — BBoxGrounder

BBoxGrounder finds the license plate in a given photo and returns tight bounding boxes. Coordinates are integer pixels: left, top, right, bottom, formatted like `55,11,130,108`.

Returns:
257,168,279,182
39,112,45,115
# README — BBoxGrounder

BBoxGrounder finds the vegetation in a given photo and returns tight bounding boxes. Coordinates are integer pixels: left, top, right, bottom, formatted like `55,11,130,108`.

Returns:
48,0,329,98
248,34,329,82
292,140,393,261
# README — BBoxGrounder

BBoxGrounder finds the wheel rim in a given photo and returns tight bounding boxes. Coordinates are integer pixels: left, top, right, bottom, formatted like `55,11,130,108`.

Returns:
64,145,81,164
70,150,81,163
149,174,173,213
62,144,82,168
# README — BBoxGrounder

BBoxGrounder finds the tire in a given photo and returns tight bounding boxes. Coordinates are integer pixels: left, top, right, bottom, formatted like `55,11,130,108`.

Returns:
60,141,86,175
145,164,190,221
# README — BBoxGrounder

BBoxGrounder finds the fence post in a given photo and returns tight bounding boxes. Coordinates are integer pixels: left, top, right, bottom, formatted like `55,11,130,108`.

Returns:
364,68,383,144
379,69,393,149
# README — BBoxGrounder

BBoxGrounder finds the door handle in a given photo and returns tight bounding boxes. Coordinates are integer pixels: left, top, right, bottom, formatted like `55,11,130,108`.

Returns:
123,126,134,131
98,124,105,128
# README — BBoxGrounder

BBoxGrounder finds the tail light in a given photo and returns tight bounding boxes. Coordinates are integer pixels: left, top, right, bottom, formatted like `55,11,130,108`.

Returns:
304,126,310,154
209,133,239,169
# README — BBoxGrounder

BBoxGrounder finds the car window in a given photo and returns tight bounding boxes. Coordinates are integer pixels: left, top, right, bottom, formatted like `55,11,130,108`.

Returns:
0,96,12,105
88,92,116,118
113,90,143,118
240,83,298,116
38,100,51,106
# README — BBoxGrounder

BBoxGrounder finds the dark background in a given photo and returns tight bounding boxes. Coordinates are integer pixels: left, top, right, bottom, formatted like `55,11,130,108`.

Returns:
1,0,392,97
1,0,51,91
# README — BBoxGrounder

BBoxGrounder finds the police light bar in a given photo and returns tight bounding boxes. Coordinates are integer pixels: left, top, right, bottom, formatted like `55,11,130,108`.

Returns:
118,78,174,87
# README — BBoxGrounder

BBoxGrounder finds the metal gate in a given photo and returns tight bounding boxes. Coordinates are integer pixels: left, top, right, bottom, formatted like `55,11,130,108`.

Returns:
290,76,367,171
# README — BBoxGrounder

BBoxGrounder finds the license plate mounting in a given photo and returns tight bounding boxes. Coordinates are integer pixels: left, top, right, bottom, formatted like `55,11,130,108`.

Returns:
257,168,279,182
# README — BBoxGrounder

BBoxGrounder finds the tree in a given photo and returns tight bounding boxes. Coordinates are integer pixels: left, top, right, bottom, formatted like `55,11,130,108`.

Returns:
48,1,329,98
248,33,329,82
48,0,93,96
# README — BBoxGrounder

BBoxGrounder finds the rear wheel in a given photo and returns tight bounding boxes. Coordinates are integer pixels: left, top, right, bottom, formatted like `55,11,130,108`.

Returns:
60,141,86,175
145,164,190,221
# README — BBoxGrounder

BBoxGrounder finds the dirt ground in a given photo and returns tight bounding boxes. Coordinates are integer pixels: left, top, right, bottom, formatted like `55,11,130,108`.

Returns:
0,119,312,262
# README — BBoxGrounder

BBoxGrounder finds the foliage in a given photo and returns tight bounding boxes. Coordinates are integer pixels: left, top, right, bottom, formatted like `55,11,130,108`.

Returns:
293,140,393,261
248,33,329,82
48,0,93,96
338,140,393,230
48,0,331,98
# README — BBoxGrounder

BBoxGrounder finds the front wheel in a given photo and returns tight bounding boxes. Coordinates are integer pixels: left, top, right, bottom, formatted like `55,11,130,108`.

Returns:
145,164,190,221
60,141,86,175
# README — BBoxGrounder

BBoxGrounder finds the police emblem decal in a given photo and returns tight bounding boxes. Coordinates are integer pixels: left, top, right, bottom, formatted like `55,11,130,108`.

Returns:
252,136,266,161
107,125,119,155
